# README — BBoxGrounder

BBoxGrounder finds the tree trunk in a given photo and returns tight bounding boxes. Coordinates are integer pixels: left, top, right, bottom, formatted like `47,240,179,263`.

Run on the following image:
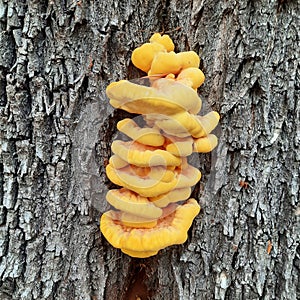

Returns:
0,0,299,299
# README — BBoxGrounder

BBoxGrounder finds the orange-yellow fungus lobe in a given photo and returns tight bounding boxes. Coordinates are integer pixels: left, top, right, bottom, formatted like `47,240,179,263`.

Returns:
100,199,200,258
106,188,162,219
111,140,182,167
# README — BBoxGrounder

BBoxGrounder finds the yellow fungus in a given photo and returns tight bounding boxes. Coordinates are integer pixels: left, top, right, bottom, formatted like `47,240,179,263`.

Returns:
193,134,218,153
131,33,175,73
177,67,205,89
149,33,175,52
154,110,220,138
100,199,200,258
106,189,162,219
109,155,128,169
106,164,178,197
165,135,194,156
131,42,165,73
148,51,200,76
111,140,182,167
106,78,202,115
101,33,220,258
117,118,165,146
120,212,158,229
149,187,191,208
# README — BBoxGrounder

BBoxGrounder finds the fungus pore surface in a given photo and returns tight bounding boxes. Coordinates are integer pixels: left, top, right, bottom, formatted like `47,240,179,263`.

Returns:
101,33,220,258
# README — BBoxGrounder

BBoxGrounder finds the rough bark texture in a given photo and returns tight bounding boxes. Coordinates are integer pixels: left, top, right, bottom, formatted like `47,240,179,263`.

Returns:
0,0,299,299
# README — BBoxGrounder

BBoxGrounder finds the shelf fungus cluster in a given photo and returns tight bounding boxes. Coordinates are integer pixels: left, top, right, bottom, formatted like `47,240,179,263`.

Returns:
100,33,220,258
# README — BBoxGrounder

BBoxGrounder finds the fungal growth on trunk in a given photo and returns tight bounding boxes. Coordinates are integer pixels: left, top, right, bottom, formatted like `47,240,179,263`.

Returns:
100,33,220,258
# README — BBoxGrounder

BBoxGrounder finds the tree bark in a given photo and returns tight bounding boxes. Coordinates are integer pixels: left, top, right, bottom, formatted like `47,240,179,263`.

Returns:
0,0,299,299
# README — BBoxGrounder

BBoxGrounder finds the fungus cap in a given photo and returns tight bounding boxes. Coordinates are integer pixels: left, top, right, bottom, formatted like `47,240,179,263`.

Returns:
154,110,220,138
120,212,158,229
193,134,218,153
106,78,202,115
121,248,158,258
111,140,181,167
117,118,165,147
131,33,174,73
149,33,174,52
177,51,200,69
100,199,200,258
106,188,162,219
123,164,175,183
106,164,178,197
131,42,165,73
175,164,202,189
149,187,192,208
165,135,194,157
195,111,220,136
109,155,128,169
148,51,200,76
147,165,175,182
177,67,205,89
148,51,181,75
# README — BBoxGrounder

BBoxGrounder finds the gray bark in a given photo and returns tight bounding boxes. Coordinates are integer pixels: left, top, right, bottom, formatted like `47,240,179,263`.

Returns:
0,0,299,299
